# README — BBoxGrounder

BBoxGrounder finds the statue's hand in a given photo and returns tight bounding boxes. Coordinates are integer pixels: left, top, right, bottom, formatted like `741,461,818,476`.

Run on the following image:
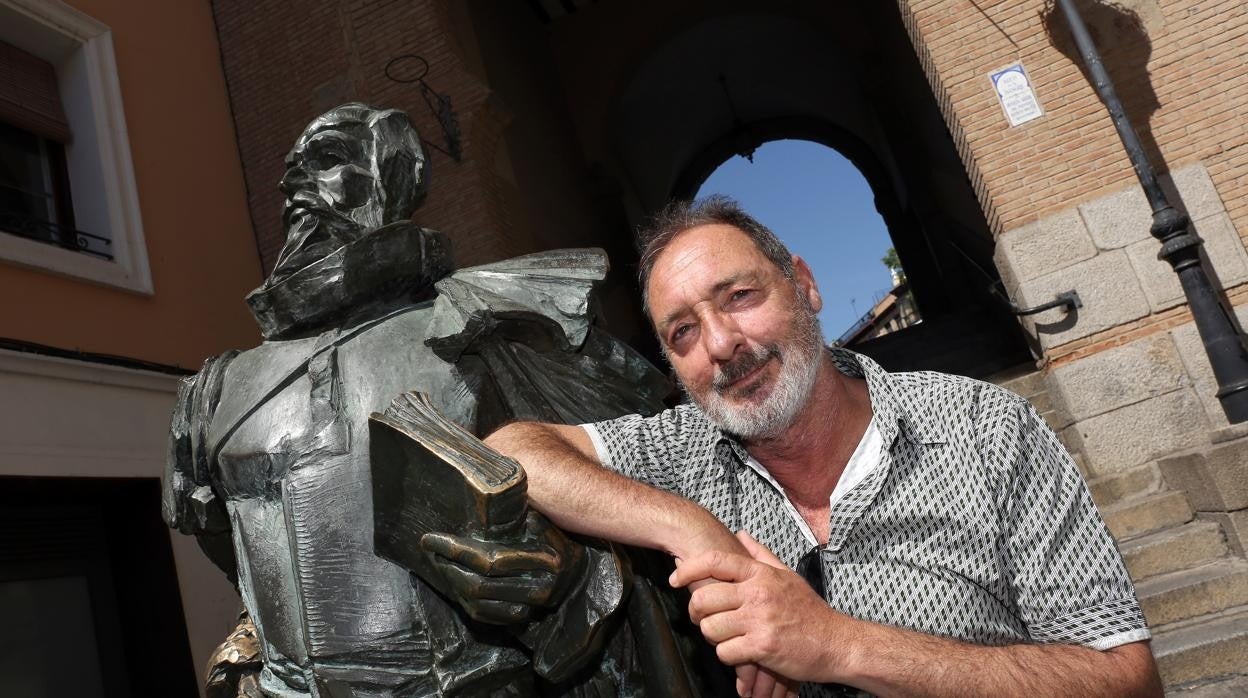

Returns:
419,510,587,625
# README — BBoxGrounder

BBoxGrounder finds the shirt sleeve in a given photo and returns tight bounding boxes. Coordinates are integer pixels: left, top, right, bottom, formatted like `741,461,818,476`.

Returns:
578,404,709,497
1000,397,1151,650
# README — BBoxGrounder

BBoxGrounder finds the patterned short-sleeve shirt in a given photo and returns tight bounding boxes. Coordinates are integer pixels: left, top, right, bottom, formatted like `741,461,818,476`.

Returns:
582,349,1149,697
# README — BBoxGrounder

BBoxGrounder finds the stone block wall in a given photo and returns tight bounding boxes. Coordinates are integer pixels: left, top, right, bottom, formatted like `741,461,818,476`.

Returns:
993,163,1248,352
901,0,1248,475
1045,300,1248,476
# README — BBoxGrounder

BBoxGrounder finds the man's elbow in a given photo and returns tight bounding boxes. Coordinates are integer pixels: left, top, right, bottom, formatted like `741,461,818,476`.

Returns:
484,421,601,475
1107,641,1162,697
483,420,548,454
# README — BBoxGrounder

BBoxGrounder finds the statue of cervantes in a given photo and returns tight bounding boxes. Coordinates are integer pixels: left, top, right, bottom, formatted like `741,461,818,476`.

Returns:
163,104,721,697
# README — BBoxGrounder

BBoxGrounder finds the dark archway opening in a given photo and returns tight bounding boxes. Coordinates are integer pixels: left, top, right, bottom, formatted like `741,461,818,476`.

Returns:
600,3,1032,377
470,0,1036,377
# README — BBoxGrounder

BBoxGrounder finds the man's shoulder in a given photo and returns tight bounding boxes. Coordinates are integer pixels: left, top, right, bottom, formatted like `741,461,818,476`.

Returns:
594,401,717,434
869,362,1035,444
888,368,1029,409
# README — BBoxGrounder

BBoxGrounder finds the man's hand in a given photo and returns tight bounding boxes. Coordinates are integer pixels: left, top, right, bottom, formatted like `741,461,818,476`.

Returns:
419,510,587,624
672,532,851,686
677,533,1163,697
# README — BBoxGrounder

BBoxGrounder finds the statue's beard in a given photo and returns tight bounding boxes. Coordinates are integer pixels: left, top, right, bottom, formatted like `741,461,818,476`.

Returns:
268,208,367,285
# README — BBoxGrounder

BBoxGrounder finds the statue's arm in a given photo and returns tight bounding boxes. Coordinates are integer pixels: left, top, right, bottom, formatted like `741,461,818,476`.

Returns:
163,353,261,694
162,352,239,586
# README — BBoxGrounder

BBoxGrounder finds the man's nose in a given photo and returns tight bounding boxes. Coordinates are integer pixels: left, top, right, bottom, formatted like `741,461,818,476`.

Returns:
701,312,744,362
279,165,310,196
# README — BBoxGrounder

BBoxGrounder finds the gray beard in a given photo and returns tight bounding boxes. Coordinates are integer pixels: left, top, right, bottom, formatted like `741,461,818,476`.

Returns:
683,301,825,441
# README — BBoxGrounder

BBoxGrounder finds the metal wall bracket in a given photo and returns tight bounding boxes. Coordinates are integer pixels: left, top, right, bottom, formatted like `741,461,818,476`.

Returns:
1008,290,1082,316
385,54,462,162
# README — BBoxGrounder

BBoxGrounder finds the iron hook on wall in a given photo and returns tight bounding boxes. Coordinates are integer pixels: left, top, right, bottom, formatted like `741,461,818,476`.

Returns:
385,54,462,162
990,282,1082,317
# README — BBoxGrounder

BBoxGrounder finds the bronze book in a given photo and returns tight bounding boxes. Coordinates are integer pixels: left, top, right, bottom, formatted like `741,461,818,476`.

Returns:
369,391,528,578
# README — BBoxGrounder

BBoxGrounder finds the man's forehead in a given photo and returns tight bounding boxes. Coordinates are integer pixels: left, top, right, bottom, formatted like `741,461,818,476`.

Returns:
647,226,773,320
286,120,372,160
650,224,772,282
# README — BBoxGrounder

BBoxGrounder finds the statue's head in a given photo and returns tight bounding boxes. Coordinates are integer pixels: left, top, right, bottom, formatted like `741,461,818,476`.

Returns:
269,103,429,283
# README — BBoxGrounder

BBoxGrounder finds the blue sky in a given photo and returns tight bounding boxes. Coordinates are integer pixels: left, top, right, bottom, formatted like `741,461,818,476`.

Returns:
696,139,897,341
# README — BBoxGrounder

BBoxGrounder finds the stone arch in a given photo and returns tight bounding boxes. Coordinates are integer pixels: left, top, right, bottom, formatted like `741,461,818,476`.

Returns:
594,4,1031,375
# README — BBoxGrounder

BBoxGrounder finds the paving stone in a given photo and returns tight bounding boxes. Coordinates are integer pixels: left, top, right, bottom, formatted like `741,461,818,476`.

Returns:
1137,559,1248,627
1198,511,1248,557
1165,674,1248,698
990,368,1048,398
1050,332,1187,421
1104,489,1194,540
1154,606,1248,687
1040,408,1071,432
1075,389,1209,475
1017,249,1152,349
1126,213,1248,313
1071,451,1090,479
1159,439,1248,512
1120,520,1227,580
1080,183,1154,250
1058,423,1087,462
1089,462,1162,508
996,209,1098,283
1024,388,1054,415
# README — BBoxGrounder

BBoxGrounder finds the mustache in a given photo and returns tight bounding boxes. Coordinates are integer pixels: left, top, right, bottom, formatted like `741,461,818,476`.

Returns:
282,192,357,230
713,344,780,393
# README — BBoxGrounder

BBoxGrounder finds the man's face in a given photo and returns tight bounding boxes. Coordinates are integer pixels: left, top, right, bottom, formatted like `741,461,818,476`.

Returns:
646,224,825,439
270,119,385,282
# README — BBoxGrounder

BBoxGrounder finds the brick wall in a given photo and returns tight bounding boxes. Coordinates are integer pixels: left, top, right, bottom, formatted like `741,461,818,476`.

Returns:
899,0,1248,361
210,0,519,273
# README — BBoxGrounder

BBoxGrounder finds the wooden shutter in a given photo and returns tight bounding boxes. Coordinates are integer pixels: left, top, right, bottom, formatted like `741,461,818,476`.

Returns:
0,40,71,143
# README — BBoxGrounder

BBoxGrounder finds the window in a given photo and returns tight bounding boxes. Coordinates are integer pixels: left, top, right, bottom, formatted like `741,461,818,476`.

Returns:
0,0,150,293
0,38,112,259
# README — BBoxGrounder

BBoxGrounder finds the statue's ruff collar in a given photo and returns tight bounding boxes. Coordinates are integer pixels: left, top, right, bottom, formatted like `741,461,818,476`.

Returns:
246,222,453,341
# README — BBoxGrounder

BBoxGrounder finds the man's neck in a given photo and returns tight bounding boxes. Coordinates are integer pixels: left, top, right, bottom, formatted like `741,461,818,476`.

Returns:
743,353,874,513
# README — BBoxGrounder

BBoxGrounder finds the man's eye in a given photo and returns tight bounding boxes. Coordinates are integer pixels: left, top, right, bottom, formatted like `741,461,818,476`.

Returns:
309,150,346,169
671,324,693,343
729,289,754,302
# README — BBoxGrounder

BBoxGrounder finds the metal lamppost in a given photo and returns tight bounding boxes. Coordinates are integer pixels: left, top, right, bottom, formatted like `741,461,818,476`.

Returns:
1057,0,1248,423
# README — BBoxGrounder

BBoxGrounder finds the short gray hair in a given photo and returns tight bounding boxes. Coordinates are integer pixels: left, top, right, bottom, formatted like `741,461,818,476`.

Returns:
637,196,795,317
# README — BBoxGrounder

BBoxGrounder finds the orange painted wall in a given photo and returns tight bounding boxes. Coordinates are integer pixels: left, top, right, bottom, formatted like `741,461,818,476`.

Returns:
0,0,263,370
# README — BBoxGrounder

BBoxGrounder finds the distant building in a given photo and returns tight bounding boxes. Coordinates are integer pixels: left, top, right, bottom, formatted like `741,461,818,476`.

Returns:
0,0,258,692
835,279,921,346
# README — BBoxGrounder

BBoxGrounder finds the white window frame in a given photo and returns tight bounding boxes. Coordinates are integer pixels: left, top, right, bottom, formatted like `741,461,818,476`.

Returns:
0,0,152,294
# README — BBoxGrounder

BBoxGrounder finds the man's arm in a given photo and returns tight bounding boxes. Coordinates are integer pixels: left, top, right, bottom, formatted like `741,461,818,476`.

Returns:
485,421,797,698
484,421,741,560
676,537,1163,697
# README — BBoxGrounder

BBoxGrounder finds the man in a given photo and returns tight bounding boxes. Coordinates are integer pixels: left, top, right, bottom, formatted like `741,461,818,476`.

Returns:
478,197,1163,697
164,103,703,696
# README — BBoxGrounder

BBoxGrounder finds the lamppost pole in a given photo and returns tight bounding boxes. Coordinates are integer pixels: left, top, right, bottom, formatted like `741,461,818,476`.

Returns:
1057,0,1248,423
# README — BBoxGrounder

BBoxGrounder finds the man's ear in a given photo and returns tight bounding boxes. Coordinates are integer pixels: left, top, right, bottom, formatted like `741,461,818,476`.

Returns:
792,255,822,313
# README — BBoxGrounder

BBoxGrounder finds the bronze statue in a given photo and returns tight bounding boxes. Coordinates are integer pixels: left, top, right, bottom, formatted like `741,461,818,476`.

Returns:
163,104,721,697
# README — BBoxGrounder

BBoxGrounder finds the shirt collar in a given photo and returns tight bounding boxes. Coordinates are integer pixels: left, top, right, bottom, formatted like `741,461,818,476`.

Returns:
711,348,947,465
